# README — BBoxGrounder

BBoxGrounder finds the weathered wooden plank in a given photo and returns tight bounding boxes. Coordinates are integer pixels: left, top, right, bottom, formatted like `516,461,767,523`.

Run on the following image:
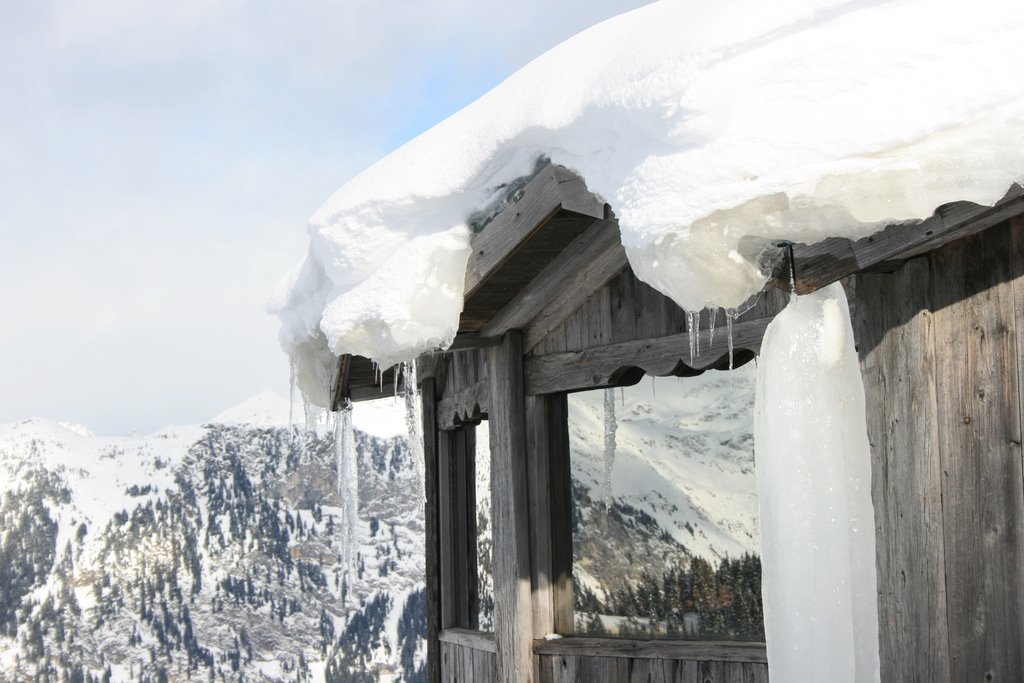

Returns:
931,221,1024,681
635,278,668,340
487,331,534,683
548,397,574,635
792,185,1024,295
438,628,498,653
475,648,495,683
440,641,452,683
522,228,629,352
854,259,951,682
580,656,632,683
481,217,624,338
628,658,675,683
548,655,581,683
438,430,457,630
422,377,442,683
524,318,769,396
744,662,769,683
455,428,476,629
462,164,607,331
608,269,638,344
526,394,575,639
437,379,489,431
533,639,767,664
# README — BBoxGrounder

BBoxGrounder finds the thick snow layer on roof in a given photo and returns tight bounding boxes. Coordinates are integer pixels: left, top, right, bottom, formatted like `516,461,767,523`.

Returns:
274,0,1024,403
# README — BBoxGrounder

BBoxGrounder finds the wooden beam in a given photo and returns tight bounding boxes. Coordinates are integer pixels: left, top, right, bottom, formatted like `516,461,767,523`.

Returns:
532,637,767,663
486,331,534,683
475,216,626,343
525,394,573,640
454,428,476,629
437,379,489,431
464,164,606,296
792,185,1024,295
439,628,498,654
421,377,442,683
438,429,458,630
524,318,769,396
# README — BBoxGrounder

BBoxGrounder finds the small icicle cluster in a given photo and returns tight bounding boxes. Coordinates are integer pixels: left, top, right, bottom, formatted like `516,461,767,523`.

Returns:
602,387,618,509
401,361,426,506
687,306,738,369
334,403,359,582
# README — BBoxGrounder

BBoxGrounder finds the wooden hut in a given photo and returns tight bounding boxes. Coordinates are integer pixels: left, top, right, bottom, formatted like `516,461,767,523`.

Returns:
332,162,1024,683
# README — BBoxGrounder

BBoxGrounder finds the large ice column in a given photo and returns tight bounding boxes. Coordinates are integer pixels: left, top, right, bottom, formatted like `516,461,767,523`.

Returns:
754,282,879,683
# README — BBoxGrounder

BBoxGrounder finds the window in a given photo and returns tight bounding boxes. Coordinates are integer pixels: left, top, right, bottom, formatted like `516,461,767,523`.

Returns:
566,367,764,640
475,420,494,631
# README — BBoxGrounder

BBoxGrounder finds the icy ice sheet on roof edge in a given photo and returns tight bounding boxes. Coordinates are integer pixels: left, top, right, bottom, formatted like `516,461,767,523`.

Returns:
272,0,1024,406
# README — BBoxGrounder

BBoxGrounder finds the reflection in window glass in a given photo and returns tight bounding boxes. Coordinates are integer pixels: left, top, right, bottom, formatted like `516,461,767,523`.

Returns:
475,421,494,631
568,366,764,640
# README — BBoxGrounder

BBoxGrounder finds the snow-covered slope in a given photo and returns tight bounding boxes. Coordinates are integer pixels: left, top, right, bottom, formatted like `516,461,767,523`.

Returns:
0,399,426,683
569,366,758,563
1,372,758,678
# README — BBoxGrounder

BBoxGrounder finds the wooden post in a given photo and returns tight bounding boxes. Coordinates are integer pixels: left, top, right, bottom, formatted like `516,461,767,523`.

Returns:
421,377,442,683
487,331,534,683
526,394,573,639
439,427,476,629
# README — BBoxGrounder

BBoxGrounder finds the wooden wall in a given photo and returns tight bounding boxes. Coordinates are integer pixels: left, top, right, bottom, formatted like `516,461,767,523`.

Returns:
535,655,767,683
854,216,1024,682
437,637,768,683
440,638,496,683
532,267,789,357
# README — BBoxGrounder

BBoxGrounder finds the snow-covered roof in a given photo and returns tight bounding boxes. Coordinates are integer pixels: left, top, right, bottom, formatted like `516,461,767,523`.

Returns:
273,0,1024,407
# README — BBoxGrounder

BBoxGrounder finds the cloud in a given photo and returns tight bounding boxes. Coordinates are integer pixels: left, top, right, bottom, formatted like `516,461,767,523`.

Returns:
0,0,651,434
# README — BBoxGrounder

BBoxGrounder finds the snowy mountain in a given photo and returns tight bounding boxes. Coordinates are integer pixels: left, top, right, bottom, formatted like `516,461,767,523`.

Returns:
0,373,761,681
566,365,762,638
0,397,425,683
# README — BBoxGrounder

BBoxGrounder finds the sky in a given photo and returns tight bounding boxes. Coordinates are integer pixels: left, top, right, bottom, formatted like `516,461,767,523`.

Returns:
0,0,650,435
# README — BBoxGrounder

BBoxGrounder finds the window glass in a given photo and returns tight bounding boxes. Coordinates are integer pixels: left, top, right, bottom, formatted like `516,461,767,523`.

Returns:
567,366,764,640
475,421,494,631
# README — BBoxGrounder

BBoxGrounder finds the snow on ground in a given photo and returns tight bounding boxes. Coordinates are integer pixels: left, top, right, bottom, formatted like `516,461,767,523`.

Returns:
274,0,1024,403
0,418,202,570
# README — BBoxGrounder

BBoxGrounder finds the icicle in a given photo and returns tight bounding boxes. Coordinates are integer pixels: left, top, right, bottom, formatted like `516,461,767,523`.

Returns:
602,387,618,509
302,395,313,432
288,356,297,442
336,402,359,580
708,307,718,349
394,364,400,404
696,308,701,357
402,362,426,505
620,387,624,408
334,411,343,496
687,310,697,364
726,309,736,371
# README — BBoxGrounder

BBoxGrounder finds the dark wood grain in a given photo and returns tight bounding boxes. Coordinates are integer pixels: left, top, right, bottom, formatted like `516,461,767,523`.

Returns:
854,261,951,682
930,222,1024,682
792,185,1024,295
533,638,767,663
422,377,442,683
524,319,768,396
487,332,535,683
